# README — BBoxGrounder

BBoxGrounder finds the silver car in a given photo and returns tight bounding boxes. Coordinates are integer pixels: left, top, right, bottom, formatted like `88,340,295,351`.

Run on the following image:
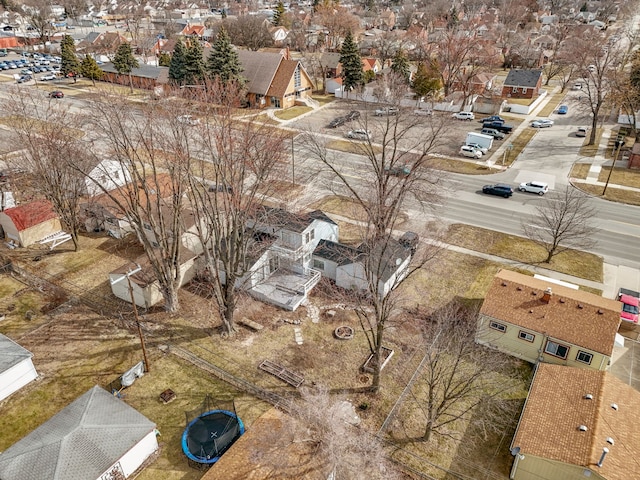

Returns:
346,129,371,141
518,181,549,195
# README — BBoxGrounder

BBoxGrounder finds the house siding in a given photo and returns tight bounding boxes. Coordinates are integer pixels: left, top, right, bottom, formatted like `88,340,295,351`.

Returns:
336,263,368,291
511,455,604,480
476,314,609,370
0,358,38,402
102,429,158,479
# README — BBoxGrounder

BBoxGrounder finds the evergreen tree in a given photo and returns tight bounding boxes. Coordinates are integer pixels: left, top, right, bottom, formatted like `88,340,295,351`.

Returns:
60,35,80,82
412,60,442,100
168,39,187,84
158,52,171,67
206,27,244,85
272,1,285,26
113,42,139,93
184,38,205,85
79,55,103,86
391,49,410,83
339,31,364,94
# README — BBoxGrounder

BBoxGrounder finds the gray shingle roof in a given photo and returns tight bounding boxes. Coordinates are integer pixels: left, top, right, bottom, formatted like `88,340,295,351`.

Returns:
236,50,284,96
101,62,169,81
0,386,156,480
0,333,33,374
313,239,363,266
503,69,543,88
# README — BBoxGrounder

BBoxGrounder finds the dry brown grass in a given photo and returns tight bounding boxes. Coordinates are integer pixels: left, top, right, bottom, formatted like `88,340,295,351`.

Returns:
574,182,640,206
570,163,591,180
326,139,383,155
274,106,313,120
536,89,568,117
0,114,84,139
596,166,640,188
507,128,537,166
426,156,499,175
579,128,603,157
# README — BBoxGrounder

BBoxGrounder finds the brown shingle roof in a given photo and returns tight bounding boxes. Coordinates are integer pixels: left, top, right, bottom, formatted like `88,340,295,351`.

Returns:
481,270,621,356
266,58,298,98
237,50,284,96
512,363,640,480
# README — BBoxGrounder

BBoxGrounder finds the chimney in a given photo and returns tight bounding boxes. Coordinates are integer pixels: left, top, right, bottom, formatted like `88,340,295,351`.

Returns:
597,447,609,467
542,287,552,304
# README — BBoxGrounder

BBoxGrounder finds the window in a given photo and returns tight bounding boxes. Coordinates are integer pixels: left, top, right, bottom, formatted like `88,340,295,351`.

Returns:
576,351,593,364
518,331,535,342
489,321,506,332
545,340,569,359
310,229,315,241
294,65,301,88
271,96,280,108
313,259,324,270
304,232,310,244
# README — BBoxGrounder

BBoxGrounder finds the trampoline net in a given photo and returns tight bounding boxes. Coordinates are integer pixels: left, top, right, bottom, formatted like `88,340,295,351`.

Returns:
185,412,241,459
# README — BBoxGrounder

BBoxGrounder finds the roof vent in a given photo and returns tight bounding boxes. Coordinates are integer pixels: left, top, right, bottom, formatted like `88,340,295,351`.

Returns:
611,403,618,410
579,425,588,431
559,298,565,303
597,309,604,315
578,304,584,309
597,447,609,467
531,291,537,296
502,282,508,287
584,394,593,400
529,309,534,313
542,287,552,303
606,437,614,445
517,286,523,291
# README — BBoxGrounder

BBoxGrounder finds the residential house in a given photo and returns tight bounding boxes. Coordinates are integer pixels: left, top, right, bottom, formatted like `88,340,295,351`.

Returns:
319,52,342,79
109,248,199,309
0,386,158,480
83,158,132,196
509,363,640,480
180,24,205,38
313,238,411,298
0,200,62,247
269,25,289,46
151,37,176,57
101,62,170,90
76,31,128,55
0,334,38,402
362,57,382,75
501,69,543,99
237,50,314,109
476,270,621,371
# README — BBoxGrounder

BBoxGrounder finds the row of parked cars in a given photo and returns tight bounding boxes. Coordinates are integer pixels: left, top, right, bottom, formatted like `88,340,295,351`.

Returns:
482,181,549,198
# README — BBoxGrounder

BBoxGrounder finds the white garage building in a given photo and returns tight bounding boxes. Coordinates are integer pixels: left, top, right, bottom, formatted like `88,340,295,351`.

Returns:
0,333,38,402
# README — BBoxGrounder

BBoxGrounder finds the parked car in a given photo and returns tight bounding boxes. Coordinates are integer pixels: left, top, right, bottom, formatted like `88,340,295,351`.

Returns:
557,105,569,114
385,164,411,177
40,73,56,81
374,106,399,116
480,128,506,140
530,119,554,128
479,115,506,124
177,114,200,125
345,129,371,141
572,83,583,90
48,90,64,98
482,184,513,198
459,145,483,159
618,288,639,324
413,108,433,116
518,181,549,195
483,121,513,133
466,143,488,155
452,111,475,121
328,116,346,128
16,75,32,83
345,110,360,121
576,126,588,137
20,69,33,75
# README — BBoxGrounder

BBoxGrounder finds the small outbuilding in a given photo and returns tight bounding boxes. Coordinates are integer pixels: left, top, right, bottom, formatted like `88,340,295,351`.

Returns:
0,385,159,480
0,333,38,402
0,200,61,247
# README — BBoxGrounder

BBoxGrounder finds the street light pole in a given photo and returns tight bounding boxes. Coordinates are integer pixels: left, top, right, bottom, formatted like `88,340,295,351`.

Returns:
110,264,150,372
603,138,624,196
291,134,295,186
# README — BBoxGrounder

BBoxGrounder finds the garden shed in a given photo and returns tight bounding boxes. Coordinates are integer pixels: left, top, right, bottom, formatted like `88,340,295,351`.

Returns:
0,200,61,247
0,333,38,402
0,385,158,480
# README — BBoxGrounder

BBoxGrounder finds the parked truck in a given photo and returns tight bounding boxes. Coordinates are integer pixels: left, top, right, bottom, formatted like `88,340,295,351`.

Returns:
466,132,494,151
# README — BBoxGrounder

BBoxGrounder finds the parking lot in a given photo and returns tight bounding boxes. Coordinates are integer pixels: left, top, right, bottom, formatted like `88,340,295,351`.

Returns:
0,51,63,85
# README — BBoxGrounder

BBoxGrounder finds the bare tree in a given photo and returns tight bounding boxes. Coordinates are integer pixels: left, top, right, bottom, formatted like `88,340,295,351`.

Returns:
82,93,193,312
183,80,287,335
301,99,451,393
7,88,89,251
315,5,360,51
522,186,597,263
19,0,52,43
395,303,524,442
223,16,274,51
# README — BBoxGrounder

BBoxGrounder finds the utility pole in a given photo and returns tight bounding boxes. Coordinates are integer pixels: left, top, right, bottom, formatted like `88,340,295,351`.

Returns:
110,264,150,372
603,136,624,196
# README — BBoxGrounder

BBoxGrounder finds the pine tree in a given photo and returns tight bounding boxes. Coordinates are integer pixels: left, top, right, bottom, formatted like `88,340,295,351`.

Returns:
158,52,171,67
113,42,139,93
412,60,441,100
168,39,187,84
391,49,410,83
206,27,244,85
339,31,364,94
60,35,80,82
184,38,205,85
272,1,285,26
79,55,103,86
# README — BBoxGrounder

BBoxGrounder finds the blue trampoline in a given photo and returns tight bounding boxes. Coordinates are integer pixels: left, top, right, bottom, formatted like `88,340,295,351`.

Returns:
181,409,245,464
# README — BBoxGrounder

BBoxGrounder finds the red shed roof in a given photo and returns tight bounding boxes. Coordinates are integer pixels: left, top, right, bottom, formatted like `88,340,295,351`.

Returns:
2,200,58,231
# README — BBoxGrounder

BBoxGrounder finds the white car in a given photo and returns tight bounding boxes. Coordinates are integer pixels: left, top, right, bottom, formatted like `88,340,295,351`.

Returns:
459,145,482,159
413,108,433,116
531,119,554,128
466,143,488,155
374,106,399,116
346,129,371,141
576,126,588,137
452,111,475,121
518,181,549,195
177,115,200,126
39,73,56,81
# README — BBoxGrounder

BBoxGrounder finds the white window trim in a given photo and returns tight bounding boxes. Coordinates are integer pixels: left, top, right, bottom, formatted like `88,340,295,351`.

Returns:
576,350,593,365
518,331,535,342
545,340,569,359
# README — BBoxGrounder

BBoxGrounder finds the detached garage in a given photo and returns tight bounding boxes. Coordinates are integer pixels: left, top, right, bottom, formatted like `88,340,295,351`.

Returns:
0,333,38,402
0,200,61,247
0,385,159,480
